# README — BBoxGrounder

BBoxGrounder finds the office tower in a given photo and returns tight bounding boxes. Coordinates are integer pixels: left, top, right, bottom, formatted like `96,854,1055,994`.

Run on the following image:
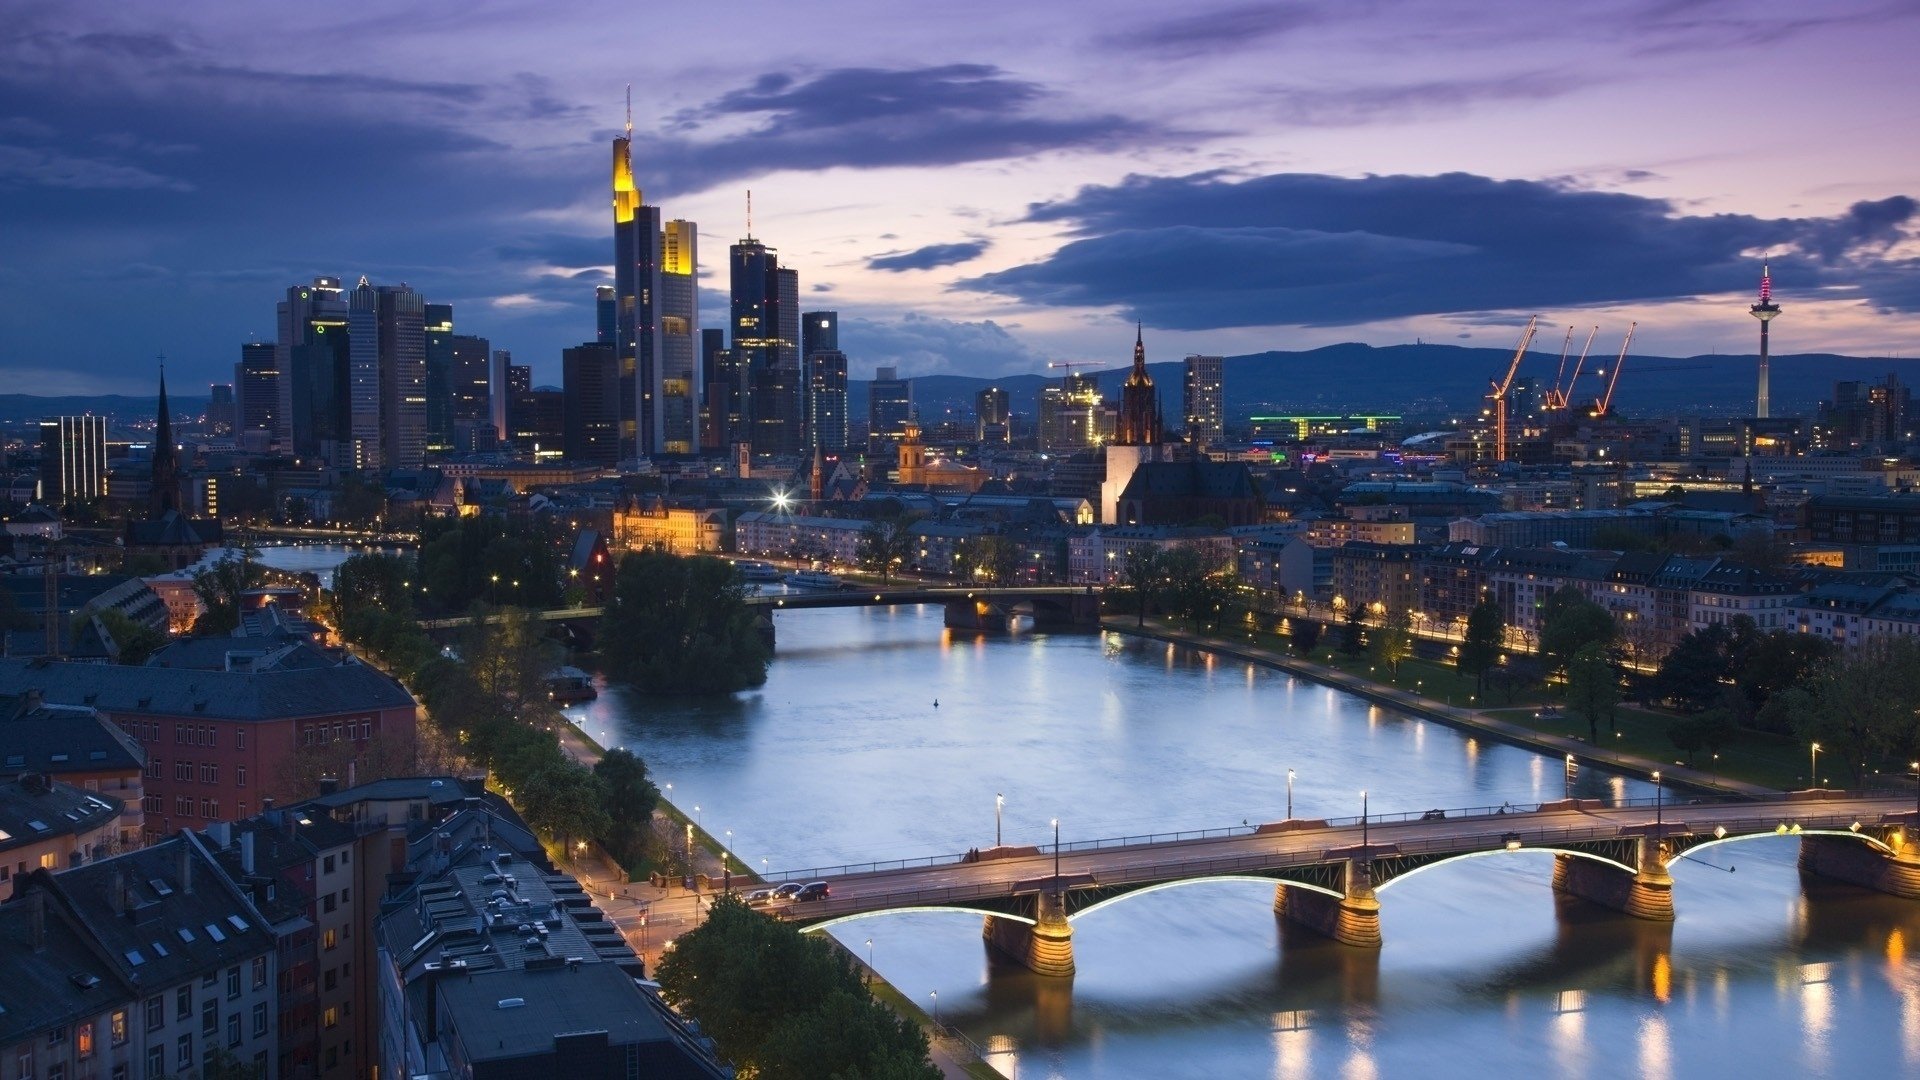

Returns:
596,285,617,345
868,366,913,449
490,349,512,440
281,276,348,459
450,334,492,426
802,310,839,359
234,341,281,444
731,234,803,454
976,386,1010,444
700,327,736,450
346,279,427,471
508,363,531,395
775,266,801,449
1182,354,1224,448
510,385,564,453
1039,374,1102,451
1751,260,1781,419
563,342,622,464
806,349,849,453
207,383,235,436
424,302,455,452
659,218,700,454
38,415,107,505
1115,326,1162,446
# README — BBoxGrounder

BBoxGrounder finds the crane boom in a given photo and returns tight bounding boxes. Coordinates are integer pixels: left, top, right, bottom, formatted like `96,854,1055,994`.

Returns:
1487,316,1539,462
1549,326,1599,411
1549,325,1574,406
1596,322,1636,416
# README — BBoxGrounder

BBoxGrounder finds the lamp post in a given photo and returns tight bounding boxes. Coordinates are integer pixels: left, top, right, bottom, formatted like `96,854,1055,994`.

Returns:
1565,754,1576,800
1361,790,1369,847
1653,771,1663,831
866,938,874,986
1286,769,1295,821
1810,742,1821,788
1912,761,1920,817
723,831,732,893
491,573,499,605
685,821,694,885
1051,818,1061,889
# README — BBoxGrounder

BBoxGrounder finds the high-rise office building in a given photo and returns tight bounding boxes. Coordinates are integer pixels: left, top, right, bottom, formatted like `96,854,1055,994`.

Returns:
868,366,913,449
450,334,492,426
39,415,107,505
1182,354,1224,448
490,349,513,441
614,120,662,461
1039,374,1102,451
731,235,803,454
659,219,700,455
802,310,839,359
806,350,849,453
206,383,235,436
508,363,531,396
700,327,736,450
346,279,427,471
424,303,455,452
280,276,348,458
595,285,617,345
235,341,281,444
563,342,622,464
976,386,1010,443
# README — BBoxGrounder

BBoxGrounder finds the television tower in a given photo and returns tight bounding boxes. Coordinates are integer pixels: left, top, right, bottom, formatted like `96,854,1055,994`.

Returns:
1750,260,1781,418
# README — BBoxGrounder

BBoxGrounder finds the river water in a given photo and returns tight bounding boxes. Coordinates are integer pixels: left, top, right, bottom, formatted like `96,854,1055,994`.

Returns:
252,547,1920,1078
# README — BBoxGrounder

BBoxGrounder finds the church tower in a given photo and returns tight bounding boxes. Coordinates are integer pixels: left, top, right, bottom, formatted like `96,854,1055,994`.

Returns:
896,417,926,485
1115,323,1162,446
149,366,182,518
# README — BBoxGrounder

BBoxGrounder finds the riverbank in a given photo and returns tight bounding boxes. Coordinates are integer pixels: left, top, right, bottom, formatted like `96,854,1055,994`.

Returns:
1107,618,1778,799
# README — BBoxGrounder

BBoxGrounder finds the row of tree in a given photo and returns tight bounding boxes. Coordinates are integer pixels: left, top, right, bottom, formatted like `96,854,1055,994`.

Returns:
656,895,941,1080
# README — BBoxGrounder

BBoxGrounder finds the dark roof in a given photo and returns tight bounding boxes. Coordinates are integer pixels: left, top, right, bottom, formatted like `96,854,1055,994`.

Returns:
123,510,224,548
0,655,416,722
0,574,148,615
0,886,136,1045
0,705,144,777
305,775,476,812
0,775,122,856
145,634,338,673
434,964,679,1064
1117,460,1261,503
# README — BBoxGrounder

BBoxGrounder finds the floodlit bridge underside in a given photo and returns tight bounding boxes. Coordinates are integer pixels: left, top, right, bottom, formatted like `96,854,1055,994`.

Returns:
782,798,1920,978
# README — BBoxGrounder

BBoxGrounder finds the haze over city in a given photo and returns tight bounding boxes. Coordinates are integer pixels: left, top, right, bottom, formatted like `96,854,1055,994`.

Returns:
4,0,1920,394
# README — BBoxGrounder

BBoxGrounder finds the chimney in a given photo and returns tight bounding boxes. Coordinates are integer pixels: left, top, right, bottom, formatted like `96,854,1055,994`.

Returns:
110,869,127,915
28,890,46,950
240,830,256,876
178,841,193,895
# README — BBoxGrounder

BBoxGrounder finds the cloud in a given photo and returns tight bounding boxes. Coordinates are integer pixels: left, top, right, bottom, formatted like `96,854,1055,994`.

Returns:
1098,3,1328,58
645,64,1164,194
1268,72,1587,127
842,312,1047,377
868,240,990,272
0,143,194,191
962,171,1919,329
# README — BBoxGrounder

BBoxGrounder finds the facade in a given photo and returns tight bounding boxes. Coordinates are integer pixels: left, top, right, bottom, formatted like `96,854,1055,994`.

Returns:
39,415,107,505
659,218,700,455
0,657,418,842
423,303,456,453
1113,460,1264,527
868,367,913,449
0,703,146,849
734,510,869,564
0,774,123,881
613,127,661,460
1330,542,1427,617
700,327,737,450
562,342,623,465
489,349,512,442
345,280,428,471
235,342,283,448
806,349,849,454
346,279,382,469
449,333,493,451
1066,526,1235,585
976,386,1011,444
1183,354,1225,448
612,501,726,554
280,277,348,457
1039,375,1103,451
1448,508,1656,548
206,383,235,437
730,237,802,455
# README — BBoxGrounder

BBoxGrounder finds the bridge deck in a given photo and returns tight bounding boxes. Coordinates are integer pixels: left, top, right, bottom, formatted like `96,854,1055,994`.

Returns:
768,794,1912,923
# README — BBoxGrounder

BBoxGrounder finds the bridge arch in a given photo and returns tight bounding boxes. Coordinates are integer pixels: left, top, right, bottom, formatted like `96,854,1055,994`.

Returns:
798,906,1037,934
1671,827,1899,864
1372,846,1638,893
1065,874,1347,922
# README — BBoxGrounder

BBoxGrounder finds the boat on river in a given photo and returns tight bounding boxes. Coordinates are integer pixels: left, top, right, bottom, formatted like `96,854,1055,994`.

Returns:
732,559,782,582
783,570,845,590
546,666,598,704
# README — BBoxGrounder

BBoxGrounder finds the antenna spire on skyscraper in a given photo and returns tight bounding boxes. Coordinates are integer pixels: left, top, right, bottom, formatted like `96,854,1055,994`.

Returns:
746,189,753,238
1759,257,1772,303
625,84,633,139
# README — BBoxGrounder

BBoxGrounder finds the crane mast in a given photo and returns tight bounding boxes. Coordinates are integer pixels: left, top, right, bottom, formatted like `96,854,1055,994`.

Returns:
1488,316,1539,462
1547,326,1599,412
1595,322,1637,417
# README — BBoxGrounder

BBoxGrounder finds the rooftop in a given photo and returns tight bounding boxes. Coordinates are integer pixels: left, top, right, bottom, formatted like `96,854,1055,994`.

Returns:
0,654,416,723
0,704,144,778
0,775,121,856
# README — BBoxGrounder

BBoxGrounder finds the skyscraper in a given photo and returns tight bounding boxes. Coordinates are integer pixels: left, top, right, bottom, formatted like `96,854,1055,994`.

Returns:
976,386,1010,443
423,302,455,452
700,327,736,450
279,276,347,457
868,366,913,450
659,218,700,454
731,234,804,454
234,342,281,445
802,310,839,359
490,349,512,441
1182,354,1224,448
1751,261,1781,419
206,384,235,437
595,285,617,345
563,342,622,464
346,279,427,471
39,415,106,505
450,334,492,433
806,350,848,454
613,114,661,461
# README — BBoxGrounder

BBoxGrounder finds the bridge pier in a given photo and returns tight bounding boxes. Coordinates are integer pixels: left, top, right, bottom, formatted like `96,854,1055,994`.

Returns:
982,891,1074,977
945,600,1009,633
1551,837,1674,922
1273,860,1382,948
1797,834,1920,899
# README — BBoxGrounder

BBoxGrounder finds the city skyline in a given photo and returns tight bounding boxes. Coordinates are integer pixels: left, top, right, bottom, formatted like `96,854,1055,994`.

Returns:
2,0,1918,395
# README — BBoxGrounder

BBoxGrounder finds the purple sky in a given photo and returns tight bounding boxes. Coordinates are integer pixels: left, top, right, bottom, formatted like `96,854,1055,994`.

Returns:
3,0,1918,394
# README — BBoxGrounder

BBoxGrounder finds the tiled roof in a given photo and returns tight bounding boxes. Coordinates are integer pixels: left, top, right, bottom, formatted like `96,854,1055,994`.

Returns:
0,655,416,722
0,705,144,776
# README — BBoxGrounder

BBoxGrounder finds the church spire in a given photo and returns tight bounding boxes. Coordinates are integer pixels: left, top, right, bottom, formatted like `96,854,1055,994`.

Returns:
1117,325,1161,445
149,360,181,517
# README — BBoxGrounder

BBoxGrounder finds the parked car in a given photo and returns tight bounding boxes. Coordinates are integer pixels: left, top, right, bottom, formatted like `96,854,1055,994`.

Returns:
744,888,776,907
772,882,805,901
1421,808,1447,821
797,881,831,901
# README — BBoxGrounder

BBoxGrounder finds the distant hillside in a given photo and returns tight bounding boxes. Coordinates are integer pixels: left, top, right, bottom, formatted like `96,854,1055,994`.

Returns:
0,394,209,427
864,343,1915,422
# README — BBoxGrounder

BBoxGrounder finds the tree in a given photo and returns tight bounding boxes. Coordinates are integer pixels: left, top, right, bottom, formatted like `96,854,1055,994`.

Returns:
1757,635,1920,787
1668,709,1737,768
1459,598,1504,695
1654,625,1736,712
332,551,414,625
517,762,610,853
1539,586,1615,674
601,549,772,694
1565,642,1620,743
94,609,165,665
593,748,660,868
1339,604,1367,655
1291,618,1322,654
1487,656,1544,704
758,990,942,1080
962,534,1024,588
857,521,911,584
191,553,256,635
1735,631,1836,718
1118,547,1167,628
1370,607,1413,678
1160,544,1230,629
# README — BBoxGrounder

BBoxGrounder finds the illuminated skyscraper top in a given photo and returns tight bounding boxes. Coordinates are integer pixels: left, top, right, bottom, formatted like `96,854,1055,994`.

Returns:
1750,259,1781,419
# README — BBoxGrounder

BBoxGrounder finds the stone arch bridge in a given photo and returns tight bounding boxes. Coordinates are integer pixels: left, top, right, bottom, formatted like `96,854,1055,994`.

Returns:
768,793,1920,978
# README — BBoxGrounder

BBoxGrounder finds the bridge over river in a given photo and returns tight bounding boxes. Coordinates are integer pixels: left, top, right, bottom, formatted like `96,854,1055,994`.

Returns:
761,791,1920,977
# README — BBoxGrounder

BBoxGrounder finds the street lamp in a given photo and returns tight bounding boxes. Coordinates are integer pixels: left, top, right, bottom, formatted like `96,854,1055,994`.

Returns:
1286,769,1295,821
930,990,939,1025
685,821,694,883
1564,754,1576,800
1653,771,1663,830
1810,742,1822,788
490,573,499,604
995,793,1004,849
1051,818,1061,888
1912,761,1920,817
865,938,874,986
1361,790,1369,847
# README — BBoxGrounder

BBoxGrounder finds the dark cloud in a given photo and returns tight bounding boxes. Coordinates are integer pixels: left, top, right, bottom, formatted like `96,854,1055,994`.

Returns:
962,171,1919,328
868,240,990,273
1098,3,1327,58
645,65,1164,194
1269,72,1587,127
842,313,1046,377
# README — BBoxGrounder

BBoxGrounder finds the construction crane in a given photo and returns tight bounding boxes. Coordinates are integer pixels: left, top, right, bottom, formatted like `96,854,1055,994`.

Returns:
1487,316,1539,462
1046,360,1104,393
1594,322,1637,417
1545,326,1599,412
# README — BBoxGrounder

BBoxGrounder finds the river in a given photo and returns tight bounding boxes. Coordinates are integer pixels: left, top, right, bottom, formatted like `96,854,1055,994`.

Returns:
251,545,1920,1078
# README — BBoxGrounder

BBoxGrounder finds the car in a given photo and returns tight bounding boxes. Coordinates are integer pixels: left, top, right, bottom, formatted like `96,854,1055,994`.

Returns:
1421,808,1447,821
797,881,831,901
772,882,805,902
743,888,776,907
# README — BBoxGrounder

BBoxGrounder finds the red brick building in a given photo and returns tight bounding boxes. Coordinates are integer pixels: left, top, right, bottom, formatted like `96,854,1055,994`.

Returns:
0,657,417,841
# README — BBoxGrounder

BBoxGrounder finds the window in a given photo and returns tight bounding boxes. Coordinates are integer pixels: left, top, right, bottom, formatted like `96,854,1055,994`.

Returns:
235,766,246,788
341,887,350,903
176,985,191,1021
340,849,349,865
146,759,162,780
323,968,336,991
235,729,245,750
323,854,335,874
145,996,163,1033
251,957,266,989
322,928,337,951
112,1066,127,1080
111,1009,128,1046
176,1034,192,1070
201,998,217,1036
46,1026,63,1049
143,795,162,815
226,1012,240,1048
199,763,218,784
322,1006,338,1030
174,761,192,782
201,799,218,819
227,966,240,999
237,801,247,817
251,1002,268,1038
76,1020,93,1058
322,893,336,914
146,1045,164,1079
174,796,193,818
